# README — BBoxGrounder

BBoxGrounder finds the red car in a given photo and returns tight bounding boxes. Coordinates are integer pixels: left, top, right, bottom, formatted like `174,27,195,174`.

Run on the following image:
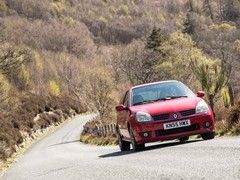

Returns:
115,80,215,151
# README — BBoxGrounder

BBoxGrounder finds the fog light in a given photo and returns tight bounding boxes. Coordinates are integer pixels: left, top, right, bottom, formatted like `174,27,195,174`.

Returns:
143,132,149,137
205,121,211,128
140,132,150,138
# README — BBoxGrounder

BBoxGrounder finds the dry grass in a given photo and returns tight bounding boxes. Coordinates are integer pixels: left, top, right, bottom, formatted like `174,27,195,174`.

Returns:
80,117,117,146
0,113,82,172
0,94,86,162
80,133,117,146
215,102,240,136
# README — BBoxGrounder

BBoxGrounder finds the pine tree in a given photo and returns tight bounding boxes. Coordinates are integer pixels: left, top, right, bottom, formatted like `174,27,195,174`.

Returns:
183,13,195,34
146,27,166,51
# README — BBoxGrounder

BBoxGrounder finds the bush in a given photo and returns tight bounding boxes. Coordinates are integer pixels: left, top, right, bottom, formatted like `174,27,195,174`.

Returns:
0,113,22,160
0,17,95,58
49,80,60,96
5,0,50,20
80,68,116,121
81,119,101,137
227,102,240,128
0,73,12,108
80,117,117,146
80,133,117,146
117,4,129,15
82,19,142,44
0,0,7,16
0,92,86,161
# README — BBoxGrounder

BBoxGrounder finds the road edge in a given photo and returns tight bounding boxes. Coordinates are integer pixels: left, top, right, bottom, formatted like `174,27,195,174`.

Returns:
0,113,90,175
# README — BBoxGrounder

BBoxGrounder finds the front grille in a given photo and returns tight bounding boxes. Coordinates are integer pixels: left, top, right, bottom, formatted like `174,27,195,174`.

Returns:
155,124,199,136
180,109,195,117
152,113,170,121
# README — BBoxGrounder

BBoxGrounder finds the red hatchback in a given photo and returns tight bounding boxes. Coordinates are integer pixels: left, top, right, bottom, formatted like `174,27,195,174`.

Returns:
115,80,215,151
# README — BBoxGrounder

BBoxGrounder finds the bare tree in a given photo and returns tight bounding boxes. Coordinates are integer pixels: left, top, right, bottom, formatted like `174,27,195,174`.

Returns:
204,0,214,20
111,40,161,85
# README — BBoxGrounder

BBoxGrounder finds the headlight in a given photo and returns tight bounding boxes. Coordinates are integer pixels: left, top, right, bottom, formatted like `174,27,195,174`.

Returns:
136,112,153,122
196,101,209,114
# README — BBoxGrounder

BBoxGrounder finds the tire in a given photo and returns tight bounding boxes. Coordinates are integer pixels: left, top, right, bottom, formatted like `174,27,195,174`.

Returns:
129,128,145,152
201,132,215,140
117,131,130,151
178,136,189,143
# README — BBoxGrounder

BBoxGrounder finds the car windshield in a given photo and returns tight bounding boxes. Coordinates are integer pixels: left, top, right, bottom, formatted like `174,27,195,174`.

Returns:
131,81,195,106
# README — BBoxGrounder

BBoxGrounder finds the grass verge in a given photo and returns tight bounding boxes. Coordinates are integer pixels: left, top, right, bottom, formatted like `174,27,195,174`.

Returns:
80,133,117,146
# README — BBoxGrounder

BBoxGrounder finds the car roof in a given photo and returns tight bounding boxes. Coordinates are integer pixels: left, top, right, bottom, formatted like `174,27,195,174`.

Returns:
131,80,179,90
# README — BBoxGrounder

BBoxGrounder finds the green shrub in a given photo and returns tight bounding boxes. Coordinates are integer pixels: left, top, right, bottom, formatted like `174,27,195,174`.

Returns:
222,88,231,108
49,80,60,96
117,4,129,15
0,0,7,14
0,73,12,107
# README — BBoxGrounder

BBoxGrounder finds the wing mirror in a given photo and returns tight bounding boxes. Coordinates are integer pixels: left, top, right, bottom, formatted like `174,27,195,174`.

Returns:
115,105,128,112
197,91,205,97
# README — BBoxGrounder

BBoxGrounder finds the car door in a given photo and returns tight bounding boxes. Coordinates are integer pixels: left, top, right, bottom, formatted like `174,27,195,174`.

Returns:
117,91,131,139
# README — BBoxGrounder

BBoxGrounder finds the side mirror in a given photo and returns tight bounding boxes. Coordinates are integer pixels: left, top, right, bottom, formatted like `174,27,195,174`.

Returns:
115,104,128,112
197,91,205,97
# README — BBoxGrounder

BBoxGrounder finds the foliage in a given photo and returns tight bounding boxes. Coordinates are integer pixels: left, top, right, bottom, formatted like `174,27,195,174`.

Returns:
20,64,30,89
222,88,231,108
0,0,7,15
191,61,230,111
234,39,240,53
222,0,240,22
80,118,117,146
82,68,116,121
0,43,33,75
112,40,160,85
49,80,60,97
118,4,129,15
0,0,240,152
0,73,13,110
146,27,167,51
50,0,67,17
80,133,117,146
183,12,197,34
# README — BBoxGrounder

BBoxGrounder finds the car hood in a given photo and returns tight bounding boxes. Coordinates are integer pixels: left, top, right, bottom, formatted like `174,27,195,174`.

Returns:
129,97,203,115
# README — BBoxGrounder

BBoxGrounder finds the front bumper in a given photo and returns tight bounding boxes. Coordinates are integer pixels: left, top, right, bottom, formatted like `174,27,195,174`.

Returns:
132,114,214,144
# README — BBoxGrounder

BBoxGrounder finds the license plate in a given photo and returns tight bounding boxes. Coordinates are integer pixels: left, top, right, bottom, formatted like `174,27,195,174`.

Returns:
163,120,191,130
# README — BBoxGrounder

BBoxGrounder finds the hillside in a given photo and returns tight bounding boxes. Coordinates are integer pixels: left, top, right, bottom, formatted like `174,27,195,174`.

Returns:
0,0,240,160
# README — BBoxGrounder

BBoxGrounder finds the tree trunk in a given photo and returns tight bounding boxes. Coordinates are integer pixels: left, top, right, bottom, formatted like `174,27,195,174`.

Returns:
209,95,215,117
189,0,194,12
228,84,235,107
206,0,214,20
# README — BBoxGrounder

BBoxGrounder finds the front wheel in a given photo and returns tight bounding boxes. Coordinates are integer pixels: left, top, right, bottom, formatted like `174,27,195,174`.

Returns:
117,131,130,151
129,128,145,152
201,132,215,140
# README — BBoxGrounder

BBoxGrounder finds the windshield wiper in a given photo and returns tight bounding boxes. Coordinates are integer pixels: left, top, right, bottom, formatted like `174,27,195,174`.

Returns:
133,96,188,105
154,96,188,102
169,95,188,99
133,100,155,106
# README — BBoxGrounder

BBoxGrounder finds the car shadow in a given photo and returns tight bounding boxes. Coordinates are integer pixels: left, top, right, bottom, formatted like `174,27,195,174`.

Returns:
99,139,202,158
48,140,80,147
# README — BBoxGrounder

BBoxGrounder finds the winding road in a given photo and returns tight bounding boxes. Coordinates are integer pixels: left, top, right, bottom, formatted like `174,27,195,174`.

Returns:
1,114,240,180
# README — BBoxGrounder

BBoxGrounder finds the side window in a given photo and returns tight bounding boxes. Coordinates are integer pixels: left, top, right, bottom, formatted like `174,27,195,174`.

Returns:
122,91,129,107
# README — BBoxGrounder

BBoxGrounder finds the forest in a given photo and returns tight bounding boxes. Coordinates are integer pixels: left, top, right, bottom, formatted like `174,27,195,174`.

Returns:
0,0,240,159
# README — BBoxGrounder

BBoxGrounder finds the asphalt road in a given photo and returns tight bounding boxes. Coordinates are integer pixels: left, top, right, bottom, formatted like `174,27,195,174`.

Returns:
1,114,240,180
